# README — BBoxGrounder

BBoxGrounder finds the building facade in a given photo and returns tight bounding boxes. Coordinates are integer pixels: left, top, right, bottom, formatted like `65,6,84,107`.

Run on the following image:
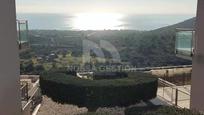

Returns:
0,0,21,115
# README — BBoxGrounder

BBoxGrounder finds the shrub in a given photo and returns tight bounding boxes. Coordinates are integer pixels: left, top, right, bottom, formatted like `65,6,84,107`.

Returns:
93,72,128,80
125,106,202,115
40,71,158,110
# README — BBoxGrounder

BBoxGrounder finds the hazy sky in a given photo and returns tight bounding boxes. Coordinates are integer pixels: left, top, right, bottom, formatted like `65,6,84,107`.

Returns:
16,0,197,15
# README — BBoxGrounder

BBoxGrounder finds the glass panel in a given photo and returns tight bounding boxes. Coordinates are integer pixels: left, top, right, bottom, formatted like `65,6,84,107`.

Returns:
176,30,194,57
18,21,28,43
17,20,29,50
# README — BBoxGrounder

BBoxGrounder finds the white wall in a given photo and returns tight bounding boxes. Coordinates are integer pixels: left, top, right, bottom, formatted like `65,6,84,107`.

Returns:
191,0,204,112
0,0,21,115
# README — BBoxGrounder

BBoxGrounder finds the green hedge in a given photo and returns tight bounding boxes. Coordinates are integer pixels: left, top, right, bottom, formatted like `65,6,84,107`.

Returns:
40,71,158,110
93,72,128,80
125,106,202,115
49,68,77,76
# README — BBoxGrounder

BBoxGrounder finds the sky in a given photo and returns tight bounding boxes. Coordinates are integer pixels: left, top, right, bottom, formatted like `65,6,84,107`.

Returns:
16,0,197,15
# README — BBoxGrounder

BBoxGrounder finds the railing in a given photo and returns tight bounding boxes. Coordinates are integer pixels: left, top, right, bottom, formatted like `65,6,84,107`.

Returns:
157,78,191,109
75,65,192,73
175,28,195,60
17,20,30,51
21,82,29,101
21,80,42,115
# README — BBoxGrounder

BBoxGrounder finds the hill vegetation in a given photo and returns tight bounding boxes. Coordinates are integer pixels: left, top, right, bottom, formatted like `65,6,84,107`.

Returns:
21,18,195,73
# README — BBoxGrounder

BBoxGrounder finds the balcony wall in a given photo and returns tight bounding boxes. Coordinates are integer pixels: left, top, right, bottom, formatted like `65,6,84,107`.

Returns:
0,0,21,114
191,0,204,112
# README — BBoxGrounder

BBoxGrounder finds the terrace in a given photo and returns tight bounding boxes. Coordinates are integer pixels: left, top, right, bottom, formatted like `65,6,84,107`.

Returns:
1,0,204,114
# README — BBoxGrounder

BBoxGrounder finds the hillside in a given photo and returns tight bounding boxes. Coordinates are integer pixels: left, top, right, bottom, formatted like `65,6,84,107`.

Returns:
26,18,195,68
122,17,196,67
155,17,195,32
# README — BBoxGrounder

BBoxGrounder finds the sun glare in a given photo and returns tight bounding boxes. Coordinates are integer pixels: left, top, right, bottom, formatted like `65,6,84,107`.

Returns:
71,13,124,30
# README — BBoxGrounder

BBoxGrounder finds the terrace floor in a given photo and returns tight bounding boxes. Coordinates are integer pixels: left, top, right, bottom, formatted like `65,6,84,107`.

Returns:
157,85,191,109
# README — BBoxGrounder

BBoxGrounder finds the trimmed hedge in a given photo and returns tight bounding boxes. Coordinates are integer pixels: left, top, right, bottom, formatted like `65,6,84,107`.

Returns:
49,68,77,76
125,106,202,115
93,72,128,80
40,71,158,110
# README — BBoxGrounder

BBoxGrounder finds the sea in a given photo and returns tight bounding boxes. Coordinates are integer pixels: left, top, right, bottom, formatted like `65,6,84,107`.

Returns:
16,13,195,31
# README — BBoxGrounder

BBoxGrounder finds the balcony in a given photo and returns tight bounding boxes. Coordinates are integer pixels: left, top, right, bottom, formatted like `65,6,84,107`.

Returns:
17,20,30,52
175,28,195,60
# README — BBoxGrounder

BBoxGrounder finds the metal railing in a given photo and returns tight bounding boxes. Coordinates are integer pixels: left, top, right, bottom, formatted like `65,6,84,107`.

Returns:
21,82,29,101
158,78,191,108
21,80,42,115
